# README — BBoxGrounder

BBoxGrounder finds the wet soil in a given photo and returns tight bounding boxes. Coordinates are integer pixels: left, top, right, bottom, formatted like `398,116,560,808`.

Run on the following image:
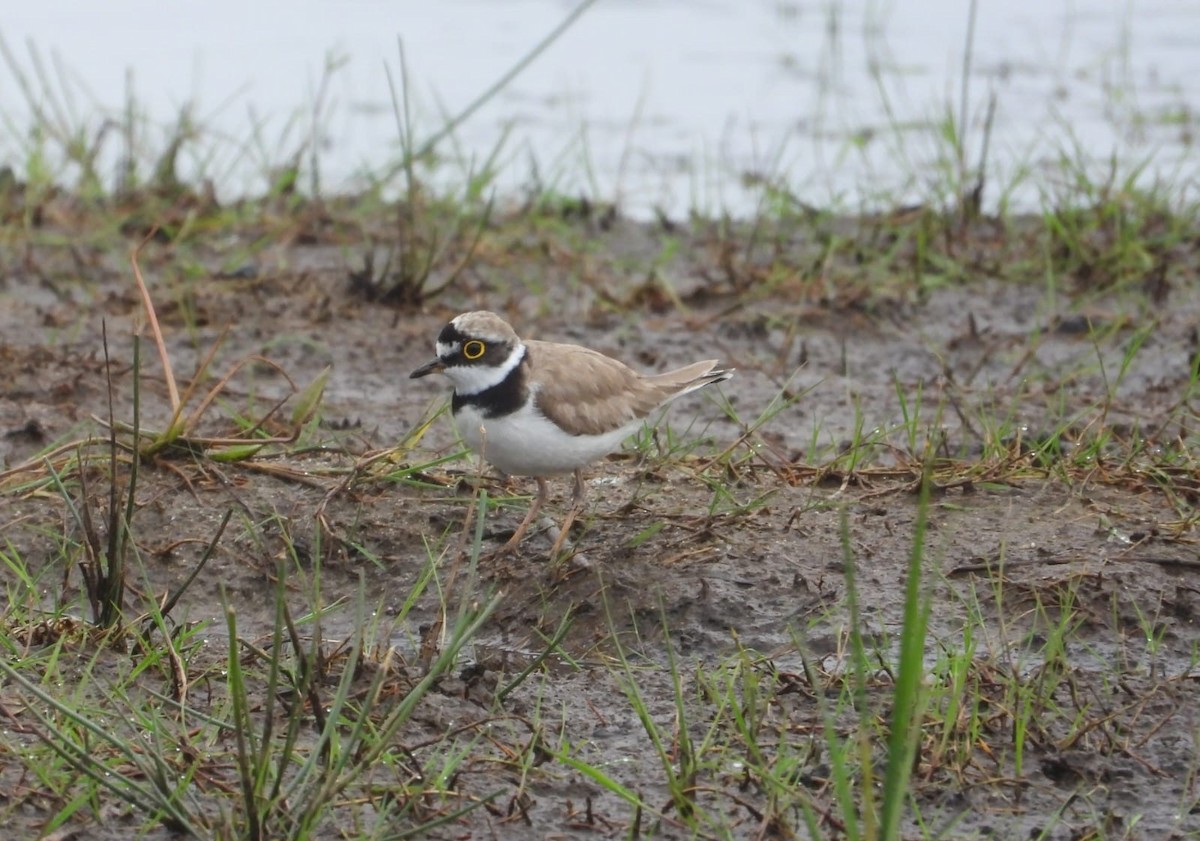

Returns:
1,213,1199,839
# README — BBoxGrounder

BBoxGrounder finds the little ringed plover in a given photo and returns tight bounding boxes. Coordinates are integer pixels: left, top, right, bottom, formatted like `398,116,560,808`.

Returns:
410,310,733,553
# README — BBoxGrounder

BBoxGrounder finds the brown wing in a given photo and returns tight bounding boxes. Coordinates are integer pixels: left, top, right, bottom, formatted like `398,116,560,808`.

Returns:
528,340,725,436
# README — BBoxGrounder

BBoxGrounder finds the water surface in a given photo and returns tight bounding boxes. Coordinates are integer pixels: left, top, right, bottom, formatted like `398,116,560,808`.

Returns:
4,0,1196,216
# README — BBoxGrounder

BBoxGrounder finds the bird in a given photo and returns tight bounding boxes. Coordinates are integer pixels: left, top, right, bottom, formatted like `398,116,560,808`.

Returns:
409,310,733,555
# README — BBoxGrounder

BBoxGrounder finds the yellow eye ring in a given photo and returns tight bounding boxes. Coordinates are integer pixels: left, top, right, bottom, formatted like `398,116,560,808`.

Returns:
463,340,486,360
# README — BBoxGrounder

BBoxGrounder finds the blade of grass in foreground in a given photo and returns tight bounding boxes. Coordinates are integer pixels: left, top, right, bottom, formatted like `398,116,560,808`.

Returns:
820,461,933,841
0,656,200,834
879,462,933,840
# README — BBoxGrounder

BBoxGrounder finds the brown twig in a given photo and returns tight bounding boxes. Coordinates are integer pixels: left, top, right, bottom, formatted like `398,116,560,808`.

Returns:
130,229,180,416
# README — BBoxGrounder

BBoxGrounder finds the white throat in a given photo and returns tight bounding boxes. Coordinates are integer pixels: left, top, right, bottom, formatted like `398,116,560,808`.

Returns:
446,343,525,395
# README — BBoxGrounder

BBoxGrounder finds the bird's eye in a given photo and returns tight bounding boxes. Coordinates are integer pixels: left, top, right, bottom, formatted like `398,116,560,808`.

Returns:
463,340,486,360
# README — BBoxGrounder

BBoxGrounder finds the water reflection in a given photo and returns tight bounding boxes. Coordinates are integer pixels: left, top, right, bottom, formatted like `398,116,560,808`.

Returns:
3,0,1196,217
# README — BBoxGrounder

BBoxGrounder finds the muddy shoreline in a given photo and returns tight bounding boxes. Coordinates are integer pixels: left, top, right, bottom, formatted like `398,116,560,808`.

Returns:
2,209,1198,838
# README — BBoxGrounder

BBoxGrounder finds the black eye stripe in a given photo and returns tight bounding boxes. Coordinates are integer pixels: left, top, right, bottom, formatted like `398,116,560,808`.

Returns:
436,323,513,364
438,324,466,345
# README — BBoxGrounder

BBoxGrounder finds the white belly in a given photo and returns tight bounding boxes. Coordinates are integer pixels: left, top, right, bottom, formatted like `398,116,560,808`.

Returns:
454,402,639,476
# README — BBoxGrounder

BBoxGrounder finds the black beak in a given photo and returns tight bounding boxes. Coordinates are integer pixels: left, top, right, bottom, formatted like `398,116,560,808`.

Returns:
409,358,445,379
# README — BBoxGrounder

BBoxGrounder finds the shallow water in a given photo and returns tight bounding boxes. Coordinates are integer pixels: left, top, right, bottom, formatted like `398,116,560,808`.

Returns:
5,0,1198,216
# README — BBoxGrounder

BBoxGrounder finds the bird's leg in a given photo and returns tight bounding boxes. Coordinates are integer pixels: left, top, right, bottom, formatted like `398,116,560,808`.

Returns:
497,476,548,554
548,468,587,560
571,468,587,508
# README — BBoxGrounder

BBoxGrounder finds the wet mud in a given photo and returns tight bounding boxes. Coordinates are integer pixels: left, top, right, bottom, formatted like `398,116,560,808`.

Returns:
2,216,1198,838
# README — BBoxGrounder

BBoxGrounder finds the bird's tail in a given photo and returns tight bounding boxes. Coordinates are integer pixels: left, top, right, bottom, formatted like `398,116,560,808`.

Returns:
648,360,734,402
